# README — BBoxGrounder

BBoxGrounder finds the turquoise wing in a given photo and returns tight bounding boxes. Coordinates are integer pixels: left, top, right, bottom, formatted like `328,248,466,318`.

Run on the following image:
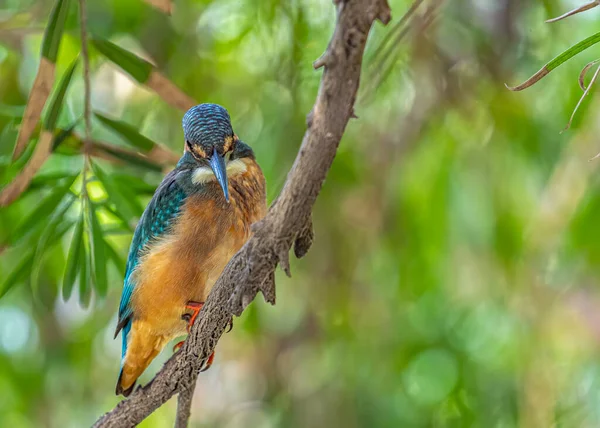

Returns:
114,170,188,357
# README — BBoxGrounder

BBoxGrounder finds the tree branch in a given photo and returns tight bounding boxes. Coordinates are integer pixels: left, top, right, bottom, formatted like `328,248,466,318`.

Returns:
174,385,194,428
93,1,390,426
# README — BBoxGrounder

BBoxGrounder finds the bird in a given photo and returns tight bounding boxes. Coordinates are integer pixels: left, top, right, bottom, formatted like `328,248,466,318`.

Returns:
114,103,267,397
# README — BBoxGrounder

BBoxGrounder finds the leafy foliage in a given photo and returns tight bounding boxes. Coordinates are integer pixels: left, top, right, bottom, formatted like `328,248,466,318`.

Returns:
2,0,600,427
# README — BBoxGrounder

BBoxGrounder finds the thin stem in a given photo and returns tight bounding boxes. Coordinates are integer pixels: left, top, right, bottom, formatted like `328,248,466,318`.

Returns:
79,0,92,198
174,387,195,428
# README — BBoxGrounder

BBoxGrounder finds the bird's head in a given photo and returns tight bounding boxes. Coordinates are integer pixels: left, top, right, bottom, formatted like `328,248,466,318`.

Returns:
182,103,239,202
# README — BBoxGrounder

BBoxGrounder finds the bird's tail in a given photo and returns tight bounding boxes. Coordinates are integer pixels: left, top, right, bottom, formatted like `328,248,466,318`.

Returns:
115,367,136,397
115,321,166,397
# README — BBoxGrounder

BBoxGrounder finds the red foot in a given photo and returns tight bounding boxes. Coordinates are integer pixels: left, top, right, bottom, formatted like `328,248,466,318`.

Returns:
173,340,184,352
175,302,217,370
201,351,215,372
173,341,215,371
183,301,204,333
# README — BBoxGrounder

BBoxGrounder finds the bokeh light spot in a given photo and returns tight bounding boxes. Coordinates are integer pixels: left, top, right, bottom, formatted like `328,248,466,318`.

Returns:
403,348,459,406
0,306,31,353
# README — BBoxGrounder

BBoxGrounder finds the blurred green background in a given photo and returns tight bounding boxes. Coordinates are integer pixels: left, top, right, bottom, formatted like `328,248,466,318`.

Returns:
2,0,600,426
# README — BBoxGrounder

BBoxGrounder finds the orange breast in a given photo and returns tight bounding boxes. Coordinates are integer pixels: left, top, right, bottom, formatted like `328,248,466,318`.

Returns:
130,158,266,340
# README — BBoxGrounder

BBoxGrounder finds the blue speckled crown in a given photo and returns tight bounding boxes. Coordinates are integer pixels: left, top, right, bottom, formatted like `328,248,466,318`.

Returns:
182,104,233,146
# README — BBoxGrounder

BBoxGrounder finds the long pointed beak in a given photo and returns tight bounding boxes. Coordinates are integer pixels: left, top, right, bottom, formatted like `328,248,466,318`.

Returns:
208,152,229,202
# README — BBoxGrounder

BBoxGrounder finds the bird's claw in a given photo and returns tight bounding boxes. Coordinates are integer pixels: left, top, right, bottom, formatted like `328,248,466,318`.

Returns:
226,318,234,333
201,352,215,372
173,340,185,352
176,302,217,370
183,301,204,333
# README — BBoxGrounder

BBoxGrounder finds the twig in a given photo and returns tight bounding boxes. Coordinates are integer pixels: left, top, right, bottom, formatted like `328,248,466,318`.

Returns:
92,1,391,426
79,0,92,161
562,63,600,132
362,0,441,104
0,131,54,206
546,0,600,23
369,0,424,67
174,386,194,428
78,0,92,233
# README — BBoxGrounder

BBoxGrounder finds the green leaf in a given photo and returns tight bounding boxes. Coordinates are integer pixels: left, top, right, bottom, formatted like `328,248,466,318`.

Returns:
30,194,76,292
94,113,156,151
0,104,25,118
0,216,74,299
96,144,162,172
29,171,78,192
41,0,71,62
0,252,35,299
0,122,18,171
1,135,36,185
91,37,153,83
507,31,600,91
44,58,78,131
96,201,132,231
52,123,79,151
63,211,84,300
91,161,142,223
113,173,158,195
79,240,92,307
88,202,108,297
12,174,77,244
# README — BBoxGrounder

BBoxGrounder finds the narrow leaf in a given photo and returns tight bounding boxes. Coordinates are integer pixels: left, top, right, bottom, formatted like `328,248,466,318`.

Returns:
13,59,55,159
91,162,141,223
579,59,600,90
63,212,84,300
29,171,78,191
91,38,153,83
41,0,71,62
112,173,158,194
88,202,108,297
506,31,600,91
12,174,76,242
12,0,69,159
1,130,55,206
2,140,36,185
93,143,162,172
30,195,76,292
0,252,35,298
91,38,195,111
52,121,80,151
97,201,133,230
546,1,599,23
1,217,75,299
0,121,18,160
43,58,78,131
146,71,196,111
562,64,600,132
79,241,92,307
94,113,155,151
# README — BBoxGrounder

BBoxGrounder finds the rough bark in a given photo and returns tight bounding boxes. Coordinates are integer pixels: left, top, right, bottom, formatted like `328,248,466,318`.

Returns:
93,1,390,426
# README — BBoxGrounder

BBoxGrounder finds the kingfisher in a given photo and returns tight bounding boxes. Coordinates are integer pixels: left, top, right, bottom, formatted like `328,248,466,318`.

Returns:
114,104,267,396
